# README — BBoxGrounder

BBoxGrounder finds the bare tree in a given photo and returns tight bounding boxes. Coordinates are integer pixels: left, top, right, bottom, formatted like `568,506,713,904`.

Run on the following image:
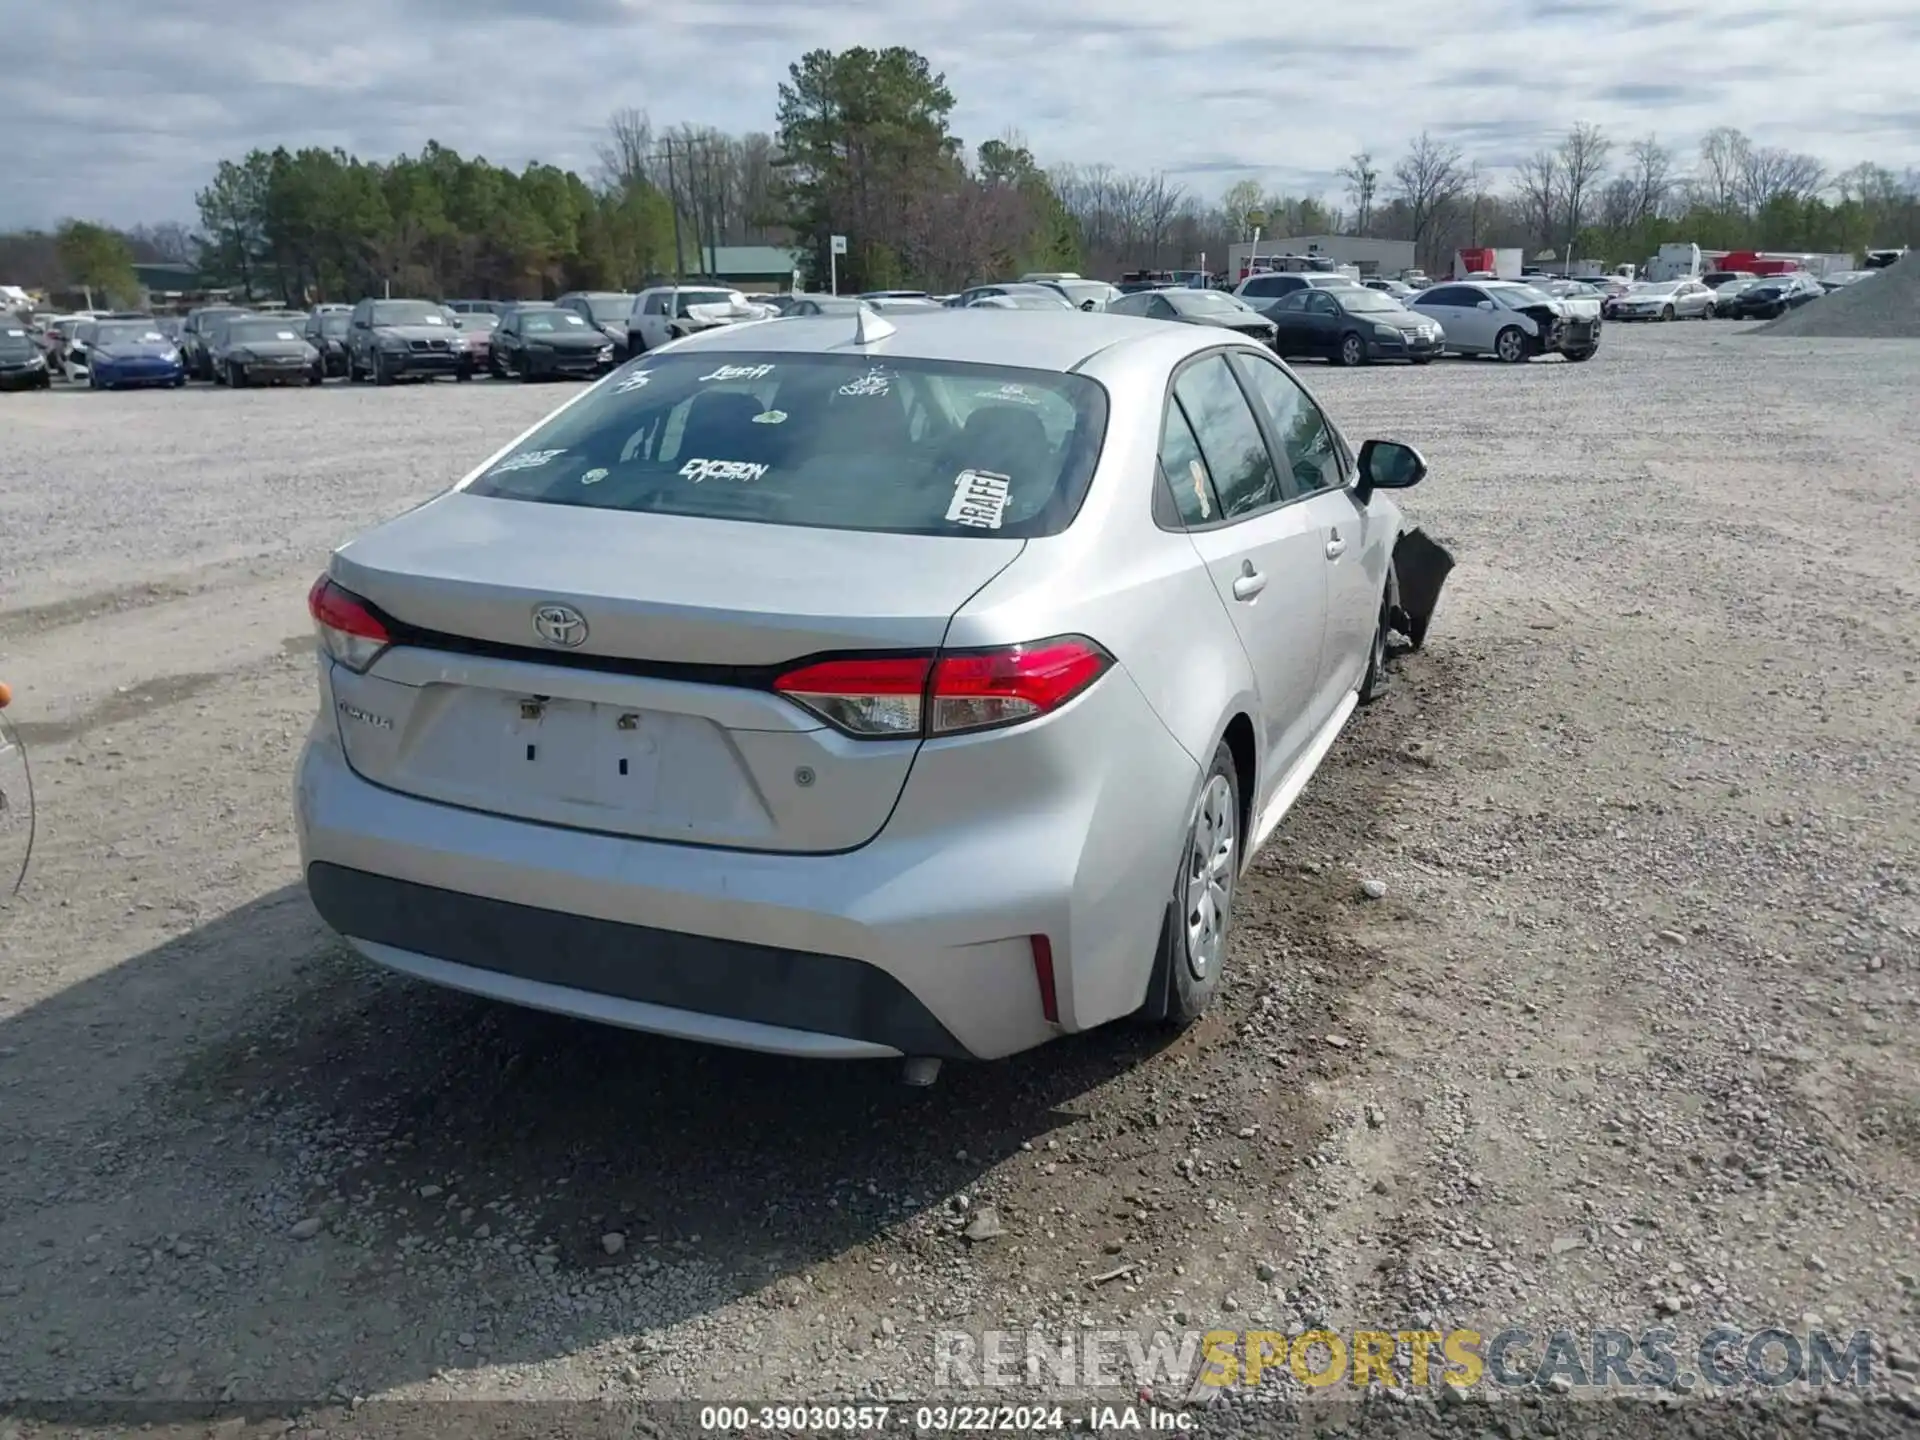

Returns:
1512,149,1561,251
1558,121,1612,262
1338,152,1379,235
597,108,657,195
1624,134,1673,228
1137,173,1187,267
1390,132,1471,271
1738,145,1825,214
1691,126,1748,212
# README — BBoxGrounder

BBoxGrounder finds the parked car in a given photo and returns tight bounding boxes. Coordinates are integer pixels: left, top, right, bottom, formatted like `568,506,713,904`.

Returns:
1719,274,1823,320
490,306,615,381
776,294,870,317
1106,287,1277,346
487,302,558,376
1260,285,1444,366
858,290,932,301
626,286,768,354
948,283,1076,310
1708,278,1762,316
555,291,638,357
210,314,323,386
965,291,1077,311
304,305,354,378
57,319,98,382
1362,279,1419,300
180,305,250,380
1534,279,1605,320
1608,279,1716,321
1701,270,1756,290
1039,278,1122,312
1233,271,1361,304
345,298,473,384
295,308,1447,1071
84,318,187,389
444,299,506,316
0,322,52,390
451,311,499,371
1409,281,1600,362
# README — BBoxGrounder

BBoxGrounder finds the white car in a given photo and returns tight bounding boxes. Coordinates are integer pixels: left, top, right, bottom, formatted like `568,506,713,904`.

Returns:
1408,281,1600,363
1609,279,1716,321
1535,280,1605,321
625,286,772,355
60,319,98,382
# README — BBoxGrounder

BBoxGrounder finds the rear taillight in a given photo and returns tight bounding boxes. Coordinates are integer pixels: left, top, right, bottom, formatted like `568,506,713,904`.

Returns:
772,637,1112,739
308,575,391,673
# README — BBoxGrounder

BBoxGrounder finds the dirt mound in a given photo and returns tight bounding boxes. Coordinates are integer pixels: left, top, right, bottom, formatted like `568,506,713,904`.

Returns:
1757,249,1920,337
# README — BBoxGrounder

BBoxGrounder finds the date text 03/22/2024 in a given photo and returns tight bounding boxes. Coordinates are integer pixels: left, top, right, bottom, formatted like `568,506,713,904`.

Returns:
697,1404,1187,1432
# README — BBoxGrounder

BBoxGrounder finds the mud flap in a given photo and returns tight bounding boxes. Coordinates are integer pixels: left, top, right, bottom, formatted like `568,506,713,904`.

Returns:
1391,527,1454,650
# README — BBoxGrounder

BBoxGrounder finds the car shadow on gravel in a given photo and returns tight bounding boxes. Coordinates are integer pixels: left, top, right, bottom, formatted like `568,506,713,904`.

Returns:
0,881,1194,1394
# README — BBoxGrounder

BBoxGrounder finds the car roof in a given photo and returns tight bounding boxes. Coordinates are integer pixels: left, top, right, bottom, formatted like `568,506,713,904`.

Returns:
649,308,1235,372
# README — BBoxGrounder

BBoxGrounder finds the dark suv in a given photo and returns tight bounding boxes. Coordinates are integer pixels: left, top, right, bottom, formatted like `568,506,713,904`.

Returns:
304,305,353,378
180,304,250,380
345,298,472,384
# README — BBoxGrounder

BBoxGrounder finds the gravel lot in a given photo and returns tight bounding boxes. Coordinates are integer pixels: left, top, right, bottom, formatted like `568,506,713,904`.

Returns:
1,325,1916,1428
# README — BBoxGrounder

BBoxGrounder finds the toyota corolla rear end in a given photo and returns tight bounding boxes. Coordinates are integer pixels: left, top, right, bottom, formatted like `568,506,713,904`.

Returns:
295,336,1197,1063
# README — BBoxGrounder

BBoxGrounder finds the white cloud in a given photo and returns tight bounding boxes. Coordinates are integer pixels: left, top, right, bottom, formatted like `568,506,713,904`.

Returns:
4,0,1916,226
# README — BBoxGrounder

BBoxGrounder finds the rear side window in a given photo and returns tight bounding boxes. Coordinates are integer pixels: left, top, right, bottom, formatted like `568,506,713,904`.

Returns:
1157,402,1222,526
464,352,1110,539
1171,355,1280,518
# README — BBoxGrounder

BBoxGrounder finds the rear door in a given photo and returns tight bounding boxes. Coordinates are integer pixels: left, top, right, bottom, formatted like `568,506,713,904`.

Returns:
1163,351,1330,803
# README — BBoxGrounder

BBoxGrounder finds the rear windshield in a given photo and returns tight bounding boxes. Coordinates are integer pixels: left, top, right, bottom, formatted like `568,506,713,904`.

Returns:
369,301,448,326
463,351,1110,539
227,319,304,342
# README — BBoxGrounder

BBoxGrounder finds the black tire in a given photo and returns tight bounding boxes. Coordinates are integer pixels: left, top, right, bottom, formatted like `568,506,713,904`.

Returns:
1494,326,1528,364
172,374,185,388
1564,347,1596,363
1142,739,1240,1027
1337,332,1367,367
518,356,537,382
1661,305,1675,322
230,362,247,388
455,363,472,383
308,366,323,386
1410,355,1433,365
1360,577,1395,706
627,331,647,356
373,352,393,386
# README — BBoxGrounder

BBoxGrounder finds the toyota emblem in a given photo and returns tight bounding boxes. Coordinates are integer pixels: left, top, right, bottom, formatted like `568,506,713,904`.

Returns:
532,603,588,648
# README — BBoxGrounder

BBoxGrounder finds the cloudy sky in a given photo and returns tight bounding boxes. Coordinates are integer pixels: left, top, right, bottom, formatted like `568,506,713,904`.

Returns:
8,0,1919,228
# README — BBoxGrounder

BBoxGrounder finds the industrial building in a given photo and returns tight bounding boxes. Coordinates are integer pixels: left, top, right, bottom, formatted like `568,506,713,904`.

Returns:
1226,235,1417,279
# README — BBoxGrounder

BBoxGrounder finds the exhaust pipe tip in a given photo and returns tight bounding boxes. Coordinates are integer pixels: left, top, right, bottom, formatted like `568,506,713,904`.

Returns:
901,1057,942,1087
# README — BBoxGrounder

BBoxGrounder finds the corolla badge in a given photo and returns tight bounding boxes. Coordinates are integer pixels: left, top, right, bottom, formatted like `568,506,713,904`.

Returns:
532,603,589,648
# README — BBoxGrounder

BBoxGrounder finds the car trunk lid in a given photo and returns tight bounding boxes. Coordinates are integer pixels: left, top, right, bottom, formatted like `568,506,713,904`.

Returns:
324,492,1024,851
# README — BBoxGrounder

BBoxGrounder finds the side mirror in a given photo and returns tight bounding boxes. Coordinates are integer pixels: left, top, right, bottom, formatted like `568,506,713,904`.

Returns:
1476,299,1495,311
1356,439,1427,502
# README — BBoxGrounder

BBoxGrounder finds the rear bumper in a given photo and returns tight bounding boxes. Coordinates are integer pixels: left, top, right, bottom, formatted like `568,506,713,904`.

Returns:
294,660,1198,1060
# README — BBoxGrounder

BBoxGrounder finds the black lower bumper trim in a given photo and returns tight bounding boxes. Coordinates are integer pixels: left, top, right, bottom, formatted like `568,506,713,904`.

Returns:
305,862,973,1059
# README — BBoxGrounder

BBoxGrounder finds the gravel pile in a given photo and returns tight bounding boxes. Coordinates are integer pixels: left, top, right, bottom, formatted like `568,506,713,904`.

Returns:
1757,250,1920,337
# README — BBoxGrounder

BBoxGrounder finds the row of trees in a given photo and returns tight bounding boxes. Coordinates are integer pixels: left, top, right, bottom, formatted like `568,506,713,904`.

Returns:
6,44,1920,303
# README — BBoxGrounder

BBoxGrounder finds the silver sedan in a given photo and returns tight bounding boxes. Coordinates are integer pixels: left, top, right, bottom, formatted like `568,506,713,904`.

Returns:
295,309,1446,1072
1610,279,1717,321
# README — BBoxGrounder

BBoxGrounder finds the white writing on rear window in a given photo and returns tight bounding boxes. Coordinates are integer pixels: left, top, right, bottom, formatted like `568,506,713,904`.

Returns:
613,369,652,394
945,469,1012,529
838,368,891,397
680,458,769,484
488,448,567,476
698,363,774,382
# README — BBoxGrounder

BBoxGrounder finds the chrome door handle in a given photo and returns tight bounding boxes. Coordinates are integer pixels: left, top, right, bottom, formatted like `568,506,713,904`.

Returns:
1325,534,1347,560
1232,565,1267,601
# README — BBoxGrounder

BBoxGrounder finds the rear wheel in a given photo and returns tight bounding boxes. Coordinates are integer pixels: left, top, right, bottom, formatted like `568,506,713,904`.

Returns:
1494,326,1528,363
1337,332,1366,367
1144,741,1240,1027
